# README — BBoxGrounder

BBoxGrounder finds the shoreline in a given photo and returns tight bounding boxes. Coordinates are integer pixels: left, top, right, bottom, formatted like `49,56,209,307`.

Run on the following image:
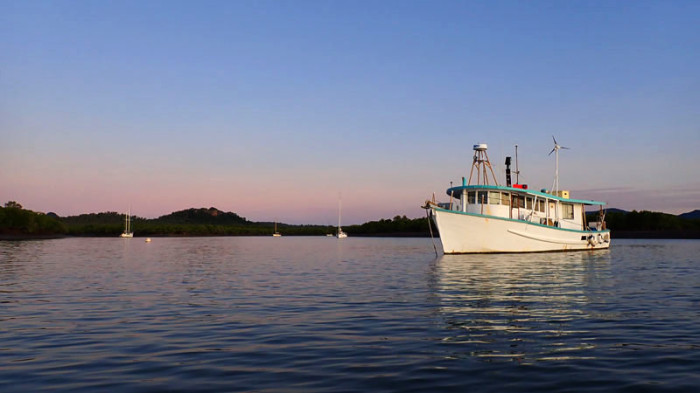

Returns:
3,232,700,240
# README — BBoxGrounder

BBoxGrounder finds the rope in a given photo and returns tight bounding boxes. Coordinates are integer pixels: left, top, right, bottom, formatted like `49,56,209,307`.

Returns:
426,207,438,257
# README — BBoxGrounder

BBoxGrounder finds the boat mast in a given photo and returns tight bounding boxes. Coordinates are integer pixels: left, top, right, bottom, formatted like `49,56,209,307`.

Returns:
338,199,342,231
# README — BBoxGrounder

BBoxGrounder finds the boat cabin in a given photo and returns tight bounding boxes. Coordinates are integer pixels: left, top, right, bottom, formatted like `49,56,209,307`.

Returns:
440,184,605,231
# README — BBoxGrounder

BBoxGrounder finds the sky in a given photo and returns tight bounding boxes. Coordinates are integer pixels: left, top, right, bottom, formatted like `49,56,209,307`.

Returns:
2,0,699,224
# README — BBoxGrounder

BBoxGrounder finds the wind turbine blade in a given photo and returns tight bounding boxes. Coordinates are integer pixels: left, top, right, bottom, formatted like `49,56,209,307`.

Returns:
561,146,570,150
549,148,556,156
552,135,558,145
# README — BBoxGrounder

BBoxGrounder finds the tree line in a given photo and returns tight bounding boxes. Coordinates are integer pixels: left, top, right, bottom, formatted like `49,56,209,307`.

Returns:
588,210,700,238
2,201,699,239
0,202,67,237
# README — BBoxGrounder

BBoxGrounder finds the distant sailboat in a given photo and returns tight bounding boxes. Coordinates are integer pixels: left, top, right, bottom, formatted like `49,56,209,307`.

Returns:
120,209,133,238
336,200,347,239
273,221,282,237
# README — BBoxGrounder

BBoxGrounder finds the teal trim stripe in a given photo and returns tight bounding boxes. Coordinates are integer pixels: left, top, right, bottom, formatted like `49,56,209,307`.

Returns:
445,185,607,206
434,206,611,235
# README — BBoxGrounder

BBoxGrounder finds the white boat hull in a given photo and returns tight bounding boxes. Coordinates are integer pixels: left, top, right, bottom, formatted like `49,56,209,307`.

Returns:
431,207,610,254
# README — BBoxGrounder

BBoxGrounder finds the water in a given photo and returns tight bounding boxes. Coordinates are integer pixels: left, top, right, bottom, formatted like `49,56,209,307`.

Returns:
1,237,699,392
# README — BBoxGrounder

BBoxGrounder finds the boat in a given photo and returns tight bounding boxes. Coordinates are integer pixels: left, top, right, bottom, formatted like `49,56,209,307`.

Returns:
423,140,610,254
120,209,133,238
336,200,348,238
273,221,282,237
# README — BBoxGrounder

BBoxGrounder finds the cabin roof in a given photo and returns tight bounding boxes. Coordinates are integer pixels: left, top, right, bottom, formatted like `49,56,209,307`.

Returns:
446,184,607,206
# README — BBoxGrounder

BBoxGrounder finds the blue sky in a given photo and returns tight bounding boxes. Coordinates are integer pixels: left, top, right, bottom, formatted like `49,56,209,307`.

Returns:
2,0,698,224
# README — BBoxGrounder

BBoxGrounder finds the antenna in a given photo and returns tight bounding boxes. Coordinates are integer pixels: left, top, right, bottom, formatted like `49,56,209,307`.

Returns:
514,144,520,184
549,136,570,192
467,144,499,186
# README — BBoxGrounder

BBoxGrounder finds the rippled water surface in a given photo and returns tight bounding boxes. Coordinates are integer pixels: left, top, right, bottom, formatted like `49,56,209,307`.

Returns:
1,237,699,392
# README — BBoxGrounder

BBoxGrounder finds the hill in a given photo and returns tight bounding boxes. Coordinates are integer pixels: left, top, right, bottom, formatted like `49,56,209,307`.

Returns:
605,208,629,214
60,211,132,225
155,207,250,225
679,210,700,220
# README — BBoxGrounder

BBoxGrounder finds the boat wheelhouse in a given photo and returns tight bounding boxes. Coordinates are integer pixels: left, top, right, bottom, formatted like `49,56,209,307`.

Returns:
424,142,610,254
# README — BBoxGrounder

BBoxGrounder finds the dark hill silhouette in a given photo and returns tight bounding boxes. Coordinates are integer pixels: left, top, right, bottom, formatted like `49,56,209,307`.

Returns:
679,210,700,220
605,208,629,214
60,211,127,225
155,207,250,225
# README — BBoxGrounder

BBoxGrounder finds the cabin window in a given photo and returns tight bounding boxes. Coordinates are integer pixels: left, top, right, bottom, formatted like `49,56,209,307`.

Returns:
489,191,501,205
526,197,533,210
562,203,574,219
478,191,488,204
501,192,510,206
467,191,475,204
513,195,525,208
535,200,545,212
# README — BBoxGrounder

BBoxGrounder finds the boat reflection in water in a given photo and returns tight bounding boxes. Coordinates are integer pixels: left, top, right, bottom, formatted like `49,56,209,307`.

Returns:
431,250,612,364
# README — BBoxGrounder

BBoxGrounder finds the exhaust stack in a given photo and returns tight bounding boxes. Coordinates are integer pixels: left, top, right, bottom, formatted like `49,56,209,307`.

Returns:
505,156,512,187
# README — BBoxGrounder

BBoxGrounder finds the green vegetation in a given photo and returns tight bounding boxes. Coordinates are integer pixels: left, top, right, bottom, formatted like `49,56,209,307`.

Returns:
586,209,700,231
56,210,432,237
588,209,700,238
347,215,429,236
2,201,698,239
0,201,66,237
57,207,338,237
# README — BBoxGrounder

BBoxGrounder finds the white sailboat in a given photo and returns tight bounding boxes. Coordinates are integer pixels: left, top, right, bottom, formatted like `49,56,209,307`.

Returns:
423,141,610,253
120,209,133,238
336,200,347,238
273,221,282,237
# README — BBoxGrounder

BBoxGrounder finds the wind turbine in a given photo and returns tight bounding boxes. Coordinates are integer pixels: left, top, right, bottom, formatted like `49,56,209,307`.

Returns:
549,136,570,193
